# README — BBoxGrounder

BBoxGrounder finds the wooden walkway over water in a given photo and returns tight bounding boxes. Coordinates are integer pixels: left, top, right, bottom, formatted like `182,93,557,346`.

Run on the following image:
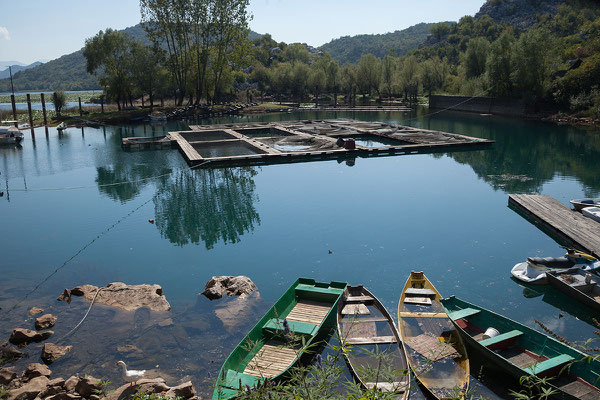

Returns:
508,194,600,258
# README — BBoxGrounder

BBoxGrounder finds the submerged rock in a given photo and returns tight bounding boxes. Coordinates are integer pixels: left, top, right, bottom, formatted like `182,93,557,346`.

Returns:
201,275,257,300
57,289,72,304
35,314,58,331
41,343,72,364
214,291,264,333
0,344,25,362
165,381,195,399
106,378,169,400
9,329,53,346
74,375,102,397
27,307,44,316
69,282,171,312
22,363,52,380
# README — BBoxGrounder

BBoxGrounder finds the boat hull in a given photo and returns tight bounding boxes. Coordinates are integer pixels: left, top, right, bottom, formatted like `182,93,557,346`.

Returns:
337,285,410,398
398,271,469,400
442,296,600,400
547,269,600,312
570,198,600,212
581,207,600,222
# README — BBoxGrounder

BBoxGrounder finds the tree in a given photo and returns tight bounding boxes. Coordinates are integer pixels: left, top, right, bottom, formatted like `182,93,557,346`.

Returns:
430,22,451,41
281,43,311,64
356,54,381,101
462,37,490,79
486,29,514,97
272,62,292,103
308,66,326,106
341,63,357,106
381,54,398,100
130,42,166,111
325,60,340,107
510,28,554,100
53,91,66,118
398,55,419,103
83,29,132,110
290,63,309,102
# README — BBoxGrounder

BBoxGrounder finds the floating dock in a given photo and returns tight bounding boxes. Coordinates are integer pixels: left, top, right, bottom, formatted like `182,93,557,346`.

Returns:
509,194,600,258
166,119,493,167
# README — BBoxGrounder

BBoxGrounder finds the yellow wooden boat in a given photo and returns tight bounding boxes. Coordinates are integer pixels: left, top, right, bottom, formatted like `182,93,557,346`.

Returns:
398,271,469,399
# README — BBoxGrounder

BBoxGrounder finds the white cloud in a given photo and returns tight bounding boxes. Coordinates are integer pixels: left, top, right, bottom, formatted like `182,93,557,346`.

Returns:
0,27,10,40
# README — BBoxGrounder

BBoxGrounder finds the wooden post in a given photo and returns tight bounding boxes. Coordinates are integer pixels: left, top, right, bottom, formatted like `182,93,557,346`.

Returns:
141,95,145,108
100,95,104,114
26,94,34,133
41,93,47,125
161,96,164,107
10,95,18,127
78,97,82,116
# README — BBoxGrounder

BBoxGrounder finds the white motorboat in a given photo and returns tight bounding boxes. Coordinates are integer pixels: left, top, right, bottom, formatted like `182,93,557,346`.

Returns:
0,126,23,144
511,249,600,285
582,207,600,223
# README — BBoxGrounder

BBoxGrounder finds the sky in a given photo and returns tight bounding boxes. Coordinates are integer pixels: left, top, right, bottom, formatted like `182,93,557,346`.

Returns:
0,0,485,65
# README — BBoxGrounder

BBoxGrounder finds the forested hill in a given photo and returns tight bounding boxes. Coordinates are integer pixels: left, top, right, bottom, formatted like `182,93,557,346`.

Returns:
476,0,564,28
319,23,438,65
0,24,262,92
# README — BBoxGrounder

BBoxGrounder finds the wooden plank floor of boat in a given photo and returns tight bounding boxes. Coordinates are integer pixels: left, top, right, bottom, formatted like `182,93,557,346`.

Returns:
498,347,537,369
286,300,331,325
556,376,600,400
243,340,299,377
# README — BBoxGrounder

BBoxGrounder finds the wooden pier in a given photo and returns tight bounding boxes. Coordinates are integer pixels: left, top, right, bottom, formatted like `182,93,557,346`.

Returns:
166,119,493,167
508,194,600,258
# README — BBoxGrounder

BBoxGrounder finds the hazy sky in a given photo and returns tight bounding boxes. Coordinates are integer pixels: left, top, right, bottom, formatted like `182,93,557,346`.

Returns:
0,0,485,65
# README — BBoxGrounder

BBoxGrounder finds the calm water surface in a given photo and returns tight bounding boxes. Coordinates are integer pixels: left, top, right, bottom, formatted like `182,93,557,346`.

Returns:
1,109,599,398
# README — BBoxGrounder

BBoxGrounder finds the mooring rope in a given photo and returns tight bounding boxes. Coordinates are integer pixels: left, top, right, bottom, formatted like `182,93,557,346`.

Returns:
56,286,106,343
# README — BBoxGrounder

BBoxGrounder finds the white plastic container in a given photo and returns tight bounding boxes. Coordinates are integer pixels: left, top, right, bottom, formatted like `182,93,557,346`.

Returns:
483,327,500,339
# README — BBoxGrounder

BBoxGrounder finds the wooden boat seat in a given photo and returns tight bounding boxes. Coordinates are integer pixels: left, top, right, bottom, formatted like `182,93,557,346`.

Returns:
364,381,407,392
524,354,574,376
345,335,397,345
479,330,523,350
341,303,370,315
295,284,345,296
243,340,299,377
344,295,375,303
447,307,480,321
262,318,317,336
286,300,331,325
404,288,436,297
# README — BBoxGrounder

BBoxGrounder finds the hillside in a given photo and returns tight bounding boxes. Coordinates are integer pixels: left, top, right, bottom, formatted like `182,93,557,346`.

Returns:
476,0,563,28
0,62,43,79
319,23,440,64
0,24,262,92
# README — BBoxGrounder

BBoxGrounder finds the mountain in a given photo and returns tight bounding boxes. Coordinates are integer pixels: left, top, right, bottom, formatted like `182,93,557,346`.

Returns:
476,0,564,29
0,24,262,92
319,23,440,64
0,62,43,79
0,61,26,70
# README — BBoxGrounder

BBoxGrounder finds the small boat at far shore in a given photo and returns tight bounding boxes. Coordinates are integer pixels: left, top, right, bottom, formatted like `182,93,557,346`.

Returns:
547,268,600,311
212,278,347,400
582,207,600,223
148,111,167,121
511,249,600,285
398,271,469,400
56,122,67,131
0,126,23,144
570,198,600,211
337,285,410,398
442,296,600,400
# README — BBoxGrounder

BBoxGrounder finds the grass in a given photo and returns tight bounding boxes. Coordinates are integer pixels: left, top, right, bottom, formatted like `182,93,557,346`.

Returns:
0,91,101,104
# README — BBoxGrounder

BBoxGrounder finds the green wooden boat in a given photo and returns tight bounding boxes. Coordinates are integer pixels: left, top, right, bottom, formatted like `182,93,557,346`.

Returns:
441,296,600,400
212,278,347,400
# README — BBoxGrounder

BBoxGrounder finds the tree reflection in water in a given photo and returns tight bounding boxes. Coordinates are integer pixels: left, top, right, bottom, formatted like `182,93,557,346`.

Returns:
153,167,260,249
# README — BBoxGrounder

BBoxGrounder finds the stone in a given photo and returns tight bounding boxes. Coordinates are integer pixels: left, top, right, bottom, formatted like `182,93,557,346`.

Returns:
39,378,66,398
41,344,72,364
27,308,44,316
74,376,102,397
105,378,168,400
89,395,100,400
7,376,49,400
22,364,51,380
46,394,80,400
0,368,17,385
165,381,195,399
34,314,57,331
0,345,24,362
157,318,174,327
56,289,71,304
9,329,53,346
70,282,170,312
201,276,257,300
64,376,79,392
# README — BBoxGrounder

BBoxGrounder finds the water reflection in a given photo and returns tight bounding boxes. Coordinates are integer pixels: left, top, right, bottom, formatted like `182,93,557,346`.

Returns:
153,167,260,249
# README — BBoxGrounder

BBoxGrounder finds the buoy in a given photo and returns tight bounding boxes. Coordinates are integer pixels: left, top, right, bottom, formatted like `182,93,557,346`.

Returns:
328,250,333,254
148,219,155,224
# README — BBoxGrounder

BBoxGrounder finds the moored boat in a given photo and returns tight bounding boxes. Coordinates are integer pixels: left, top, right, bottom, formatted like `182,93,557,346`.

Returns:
337,285,410,397
0,126,23,144
547,268,600,312
581,207,600,223
570,198,600,212
511,249,600,285
149,111,167,121
398,271,469,399
442,296,600,400
56,122,67,131
212,278,347,400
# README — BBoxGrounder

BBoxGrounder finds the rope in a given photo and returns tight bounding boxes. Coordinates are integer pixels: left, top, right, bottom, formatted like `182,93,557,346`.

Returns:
57,286,106,342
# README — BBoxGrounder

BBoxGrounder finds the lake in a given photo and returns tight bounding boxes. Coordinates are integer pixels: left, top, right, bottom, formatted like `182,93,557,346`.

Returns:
1,109,599,398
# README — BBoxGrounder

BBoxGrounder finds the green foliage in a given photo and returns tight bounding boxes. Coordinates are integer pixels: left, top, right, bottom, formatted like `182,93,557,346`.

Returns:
462,37,490,79
131,387,182,400
320,23,437,64
508,374,558,400
0,386,7,400
53,91,67,116
430,22,452,41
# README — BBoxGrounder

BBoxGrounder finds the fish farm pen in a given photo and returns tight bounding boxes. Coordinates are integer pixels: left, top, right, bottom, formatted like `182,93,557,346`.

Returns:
122,119,493,167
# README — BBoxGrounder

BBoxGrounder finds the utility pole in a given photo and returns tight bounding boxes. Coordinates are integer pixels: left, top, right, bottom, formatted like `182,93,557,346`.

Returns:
9,66,17,127
9,66,15,95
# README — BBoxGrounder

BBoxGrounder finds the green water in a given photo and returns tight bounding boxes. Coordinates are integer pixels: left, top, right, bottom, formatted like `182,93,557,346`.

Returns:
1,109,599,397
